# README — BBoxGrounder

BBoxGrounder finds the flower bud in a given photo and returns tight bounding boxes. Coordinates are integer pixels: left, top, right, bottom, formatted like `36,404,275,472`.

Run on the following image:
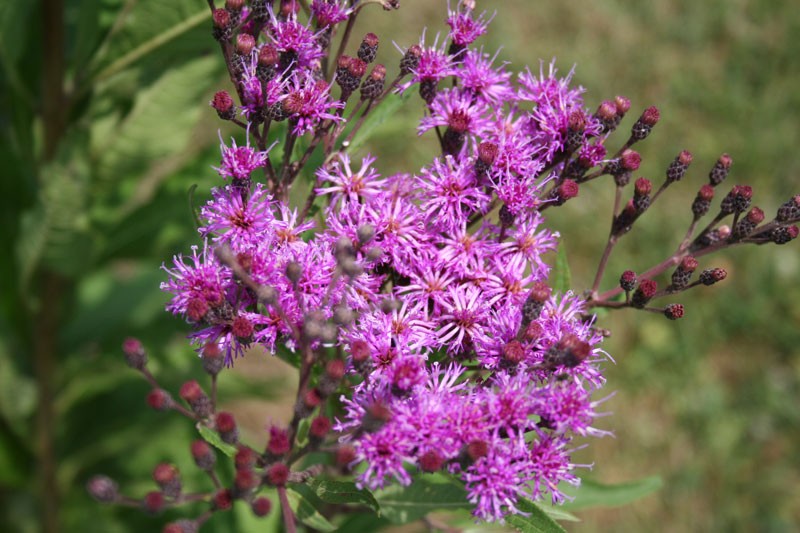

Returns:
202,343,224,376
502,340,525,365
699,268,727,285
620,270,637,292
709,153,733,186
400,44,422,75
191,440,216,470
87,475,118,503
153,463,181,499
236,34,255,56
234,469,259,494
143,491,165,514
265,463,290,486
147,388,173,411
692,184,715,218
776,195,800,223
771,225,799,245
310,416,332,442
180,380,212,418
419,450,445,473
360,64,386,100
358,33,380,63
630,106,659,142
631,279,658,308
235,445,257,471
215,411,239,444
163,520,198,533
521,282,551,323
252,496,272,517
122,337,147,370
664,303,685,320
733,206,765,238
670,256,698,291
213,489,232,511
336,445,357,470
666,150,693,183
633,177,652,212
212,9,232,42
266,426,291,457
545,333,592,368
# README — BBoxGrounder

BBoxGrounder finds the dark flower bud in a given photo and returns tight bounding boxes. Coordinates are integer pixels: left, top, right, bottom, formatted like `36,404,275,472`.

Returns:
362,401,392,433
733,206,765,239
303,388,322,409
358,32,380,63
211,90,235,120
499,204,515,227
234,469,259,494
143,491,165,514
553,179,579,205
720,185,752,215
310,416,332,441
630,106,659,142
357,63,385,100
522,282,551,323
620,149,642,171
186,297,209,322
608,149,640,186
545,333,591,369
771,225,799,245
163,520,198,533
236,34,255,56
631,279,658,308
466,439,489,461
620,270,637,292
565,110,587,151
225,0,244,11
664,303,684,320
502,340,526,365
350,339,372,373
400,44,422,75
419,78,439,105
357,224,375,244
776,195,800,223
633,177,652,212
666,150,693,183
213,489,233,511
475,141,498,177
257,44,279,81
257,285,277,305
709,153,733,186
595,100,617,132
326,359,346,381
232,315,254,340
202,343,224,375
87,475,118,503
216,412,239,444
122,337,147,370
180,380,212,418
670,256,698,291
190,440,216,470
252,496,272,517
365,246,384,262
265,463,290,487
212,9,232,42
699,268,727,285
336,445,357,470
153,463,181,499
524,322,543,342
419,450,445,473
267,426,291,457
285,261,302,284
692,184,715,218
614,95,631,116
235,446,257,471
147,388,173,411
333,304,355,326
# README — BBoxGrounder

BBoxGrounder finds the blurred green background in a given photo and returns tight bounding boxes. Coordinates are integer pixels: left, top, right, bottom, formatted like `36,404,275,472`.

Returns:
1,0,798,531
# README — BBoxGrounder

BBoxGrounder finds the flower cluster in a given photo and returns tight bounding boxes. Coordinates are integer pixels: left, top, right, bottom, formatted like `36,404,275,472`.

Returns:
91,1,799,531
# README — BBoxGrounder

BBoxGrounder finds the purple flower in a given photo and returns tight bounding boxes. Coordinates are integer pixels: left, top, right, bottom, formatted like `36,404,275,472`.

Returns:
415,155,489,231
266,10,326,69
214,134,269,181
283,72,344,136
200,183,275,248
446,1,494,47
458,49,517,104
316,154,383,207
418,89,492,138
311,0,351,28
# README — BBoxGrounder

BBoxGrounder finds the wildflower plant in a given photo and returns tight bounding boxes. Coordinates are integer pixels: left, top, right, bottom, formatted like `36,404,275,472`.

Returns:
83,1,800,531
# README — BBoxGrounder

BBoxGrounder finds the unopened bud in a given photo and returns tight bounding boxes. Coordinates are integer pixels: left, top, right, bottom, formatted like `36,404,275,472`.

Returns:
620,270,637,292
147,388,173,411
211,91,235,120
664,303,684,320
709,153,733,186
191,440,216,470
153,463,181,499
419,450,445,473
122,337,147,370
358,33,380,63
666,150,693,183
630,106,659,142
87,475,118,503
216,412,239,444
699,268,727,285
400,44,422,75
252,496,272,517
631,279,658,308
265,463,290,486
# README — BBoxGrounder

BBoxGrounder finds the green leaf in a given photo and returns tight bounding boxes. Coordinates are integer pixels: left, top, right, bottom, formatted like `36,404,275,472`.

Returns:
346,92,412,154
287,484,337,532
506,498,567,533
560,476,663,511
307,479,380,512
551,243,572,295
197,422,237,457
86,0,210,87
374,476,471,524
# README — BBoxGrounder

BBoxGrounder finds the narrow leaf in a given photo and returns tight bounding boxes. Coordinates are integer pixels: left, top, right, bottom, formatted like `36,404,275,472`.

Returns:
346,92,411,154
551,243,572,295
197,422,237,457
287,484,337,532
560,476,663,510
506,498,567,533
307,479,380,512
374,477,471,524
